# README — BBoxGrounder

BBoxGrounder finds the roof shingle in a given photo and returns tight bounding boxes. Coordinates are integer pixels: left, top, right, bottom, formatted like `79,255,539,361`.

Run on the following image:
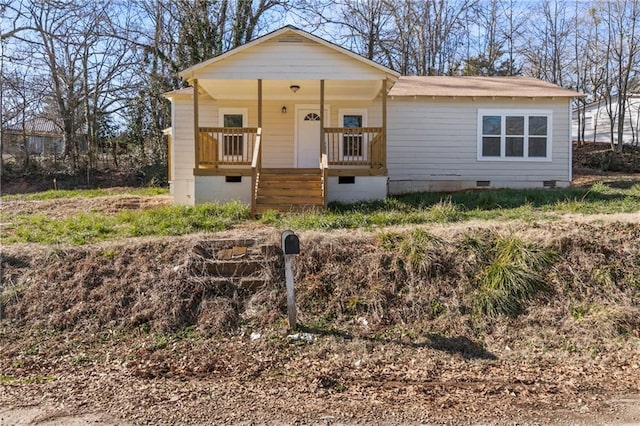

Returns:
389,76,581,98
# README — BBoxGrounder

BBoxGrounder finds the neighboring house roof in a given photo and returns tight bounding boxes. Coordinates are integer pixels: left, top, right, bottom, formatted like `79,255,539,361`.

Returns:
179,25,400,81
4,117,62,135
573,93,640,113
389,76,581,98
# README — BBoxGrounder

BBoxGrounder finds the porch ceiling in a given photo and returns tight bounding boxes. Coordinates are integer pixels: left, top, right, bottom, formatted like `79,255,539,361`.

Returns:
198,79,383,101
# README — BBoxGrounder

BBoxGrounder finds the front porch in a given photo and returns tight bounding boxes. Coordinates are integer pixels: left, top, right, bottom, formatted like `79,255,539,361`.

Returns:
190,78,390,215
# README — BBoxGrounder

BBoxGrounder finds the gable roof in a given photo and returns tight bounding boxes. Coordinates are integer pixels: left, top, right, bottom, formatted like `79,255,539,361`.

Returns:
179,25,400,81
389,76,582,98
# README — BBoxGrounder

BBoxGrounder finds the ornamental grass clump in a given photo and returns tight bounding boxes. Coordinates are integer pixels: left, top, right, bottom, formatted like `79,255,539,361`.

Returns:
473,235,556,318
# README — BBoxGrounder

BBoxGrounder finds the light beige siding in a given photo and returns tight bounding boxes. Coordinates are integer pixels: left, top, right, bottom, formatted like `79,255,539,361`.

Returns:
387,97,571,187
195,36,386,81
172,97,195,182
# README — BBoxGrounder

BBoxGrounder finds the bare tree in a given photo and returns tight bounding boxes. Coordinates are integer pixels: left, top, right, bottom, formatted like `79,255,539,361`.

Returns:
605,0,640,151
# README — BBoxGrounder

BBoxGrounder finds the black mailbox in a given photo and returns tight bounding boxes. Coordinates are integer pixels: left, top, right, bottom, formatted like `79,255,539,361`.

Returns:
281,230,300,255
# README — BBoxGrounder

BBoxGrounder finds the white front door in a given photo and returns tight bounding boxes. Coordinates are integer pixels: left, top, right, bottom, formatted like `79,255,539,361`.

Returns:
296,107,324,168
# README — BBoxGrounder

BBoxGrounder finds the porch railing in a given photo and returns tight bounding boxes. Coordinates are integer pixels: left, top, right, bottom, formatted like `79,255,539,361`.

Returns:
320,153,328,207
250,128,262,217
324,127,385,168
198,127,259,167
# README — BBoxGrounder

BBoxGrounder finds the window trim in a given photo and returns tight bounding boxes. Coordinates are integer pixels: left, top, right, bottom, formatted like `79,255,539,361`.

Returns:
219,108,248,161
477,109,553,162
338,108,368,161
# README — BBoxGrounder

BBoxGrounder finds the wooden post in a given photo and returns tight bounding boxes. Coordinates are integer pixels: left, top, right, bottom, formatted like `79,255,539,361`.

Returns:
382,78,387,170
284,254,296,330
320,80,325,156
257,79,263,128
281,230,300,330
193,79,199,170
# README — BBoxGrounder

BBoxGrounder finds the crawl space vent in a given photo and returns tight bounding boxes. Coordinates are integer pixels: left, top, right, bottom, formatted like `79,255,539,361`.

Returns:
225,176,242,183
543,180,556,188
476,180,491,187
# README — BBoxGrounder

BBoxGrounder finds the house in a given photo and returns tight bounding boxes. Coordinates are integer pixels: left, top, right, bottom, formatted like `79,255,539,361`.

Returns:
3,117,65,158
572,95,640,145
164,26,580,213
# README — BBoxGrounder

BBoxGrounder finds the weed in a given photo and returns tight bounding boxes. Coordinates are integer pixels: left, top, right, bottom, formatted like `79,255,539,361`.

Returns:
22,375,55,384
257,210,281,224
570,304,589,320
397,229,444,276
101,248,119,259
429,198,465,222
150,334,170,351
346,296,363,313
472,236,556,317
430,300,445,317
71,353,92,365
0,375,15,383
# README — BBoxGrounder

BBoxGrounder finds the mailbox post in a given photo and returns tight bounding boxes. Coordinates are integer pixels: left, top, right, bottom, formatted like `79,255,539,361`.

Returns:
281,230,300,330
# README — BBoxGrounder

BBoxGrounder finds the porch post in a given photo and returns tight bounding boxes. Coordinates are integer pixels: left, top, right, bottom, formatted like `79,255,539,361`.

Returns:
257,79,263,127
382,78,387,170
320,79,325,156
193,79,199,170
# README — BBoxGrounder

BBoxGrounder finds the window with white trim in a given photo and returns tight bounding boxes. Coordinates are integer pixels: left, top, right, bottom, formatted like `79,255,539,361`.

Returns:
219,108,248,159
339,109,367,160
478,110,552,161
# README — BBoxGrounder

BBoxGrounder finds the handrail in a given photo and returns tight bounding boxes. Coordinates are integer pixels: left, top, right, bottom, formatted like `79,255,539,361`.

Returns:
320,153,328,208
250,128,262,217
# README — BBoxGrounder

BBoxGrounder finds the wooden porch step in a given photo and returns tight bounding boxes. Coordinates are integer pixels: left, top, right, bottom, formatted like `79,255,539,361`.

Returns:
258,185,322,197
254,168,325,214
258,180,321,188
256,195,323,205
258,174,321,183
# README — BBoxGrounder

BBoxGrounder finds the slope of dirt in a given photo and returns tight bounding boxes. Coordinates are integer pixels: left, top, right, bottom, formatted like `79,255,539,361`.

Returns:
1,219,640,424
573,141,640,174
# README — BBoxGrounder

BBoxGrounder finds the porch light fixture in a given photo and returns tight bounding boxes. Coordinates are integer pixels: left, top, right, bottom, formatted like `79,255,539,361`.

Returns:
289,84,300,93
281,106,287,114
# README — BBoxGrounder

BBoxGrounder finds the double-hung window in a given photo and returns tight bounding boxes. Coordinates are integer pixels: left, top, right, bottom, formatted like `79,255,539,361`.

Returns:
219,108,247,160
478,110,552,161
339,109,367,160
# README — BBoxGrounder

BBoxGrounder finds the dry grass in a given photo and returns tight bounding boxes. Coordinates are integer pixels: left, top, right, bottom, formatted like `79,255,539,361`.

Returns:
1,221,638,353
